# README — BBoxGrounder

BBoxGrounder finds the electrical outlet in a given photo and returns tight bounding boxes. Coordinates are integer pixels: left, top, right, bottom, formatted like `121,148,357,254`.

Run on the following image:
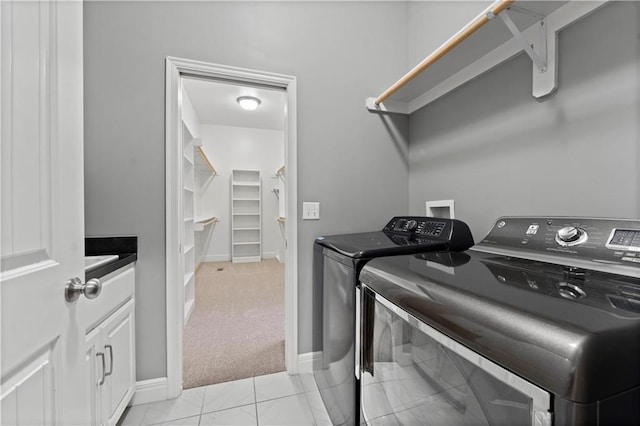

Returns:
303,202,320,220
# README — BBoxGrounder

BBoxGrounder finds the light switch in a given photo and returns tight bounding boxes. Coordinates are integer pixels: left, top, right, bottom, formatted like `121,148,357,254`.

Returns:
303,202,320,220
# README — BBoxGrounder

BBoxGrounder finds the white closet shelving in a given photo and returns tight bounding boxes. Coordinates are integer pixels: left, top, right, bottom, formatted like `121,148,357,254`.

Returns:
193,139,219,232
183,125,196,321
276,165,285,223
231,170,261,263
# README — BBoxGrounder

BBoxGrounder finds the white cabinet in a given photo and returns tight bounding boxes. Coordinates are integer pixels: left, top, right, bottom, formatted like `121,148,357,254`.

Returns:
84,267,136,426
231,170,262,263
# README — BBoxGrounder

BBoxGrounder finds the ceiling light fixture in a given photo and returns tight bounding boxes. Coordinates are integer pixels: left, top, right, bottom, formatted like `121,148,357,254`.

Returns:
236,96,261,111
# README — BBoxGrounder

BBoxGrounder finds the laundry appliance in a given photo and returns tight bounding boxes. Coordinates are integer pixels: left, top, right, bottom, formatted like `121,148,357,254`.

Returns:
312,216,475,426
358,217,640,425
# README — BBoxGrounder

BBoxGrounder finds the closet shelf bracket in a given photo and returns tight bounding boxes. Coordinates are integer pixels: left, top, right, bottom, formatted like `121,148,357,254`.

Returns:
499,10,546,73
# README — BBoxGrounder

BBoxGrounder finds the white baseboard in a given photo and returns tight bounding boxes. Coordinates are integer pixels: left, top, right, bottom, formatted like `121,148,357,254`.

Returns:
297,351,322,374
201,252,278,263
201,254,230,262
262,251,277,260
130,377,169,406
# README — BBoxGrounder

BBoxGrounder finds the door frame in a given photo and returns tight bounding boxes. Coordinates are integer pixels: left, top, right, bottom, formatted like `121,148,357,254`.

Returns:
165,56,298,398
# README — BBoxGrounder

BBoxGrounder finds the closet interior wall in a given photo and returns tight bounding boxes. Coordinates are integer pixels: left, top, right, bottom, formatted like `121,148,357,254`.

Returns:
200,124,284,263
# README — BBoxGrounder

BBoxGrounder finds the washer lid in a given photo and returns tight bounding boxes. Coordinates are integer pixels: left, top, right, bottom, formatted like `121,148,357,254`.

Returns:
360,252,640,403
315,231,450,259
315,216,474,259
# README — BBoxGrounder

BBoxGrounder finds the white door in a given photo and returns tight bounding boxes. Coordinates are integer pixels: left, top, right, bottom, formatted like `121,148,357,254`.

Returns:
1,1,89,425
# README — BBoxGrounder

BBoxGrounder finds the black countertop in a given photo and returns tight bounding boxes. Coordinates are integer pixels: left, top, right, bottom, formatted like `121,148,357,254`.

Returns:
85,236,137,280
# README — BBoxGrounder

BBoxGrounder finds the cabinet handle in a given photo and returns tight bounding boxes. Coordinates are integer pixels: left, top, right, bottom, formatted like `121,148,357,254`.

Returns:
105,345,114,377
97,352,106,386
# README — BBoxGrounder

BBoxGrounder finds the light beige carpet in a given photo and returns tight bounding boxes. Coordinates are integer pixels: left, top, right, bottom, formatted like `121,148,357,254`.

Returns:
183,259,285,389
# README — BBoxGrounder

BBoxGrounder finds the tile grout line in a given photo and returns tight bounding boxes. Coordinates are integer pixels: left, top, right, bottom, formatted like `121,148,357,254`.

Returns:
198,385,206,426
253,377,260,426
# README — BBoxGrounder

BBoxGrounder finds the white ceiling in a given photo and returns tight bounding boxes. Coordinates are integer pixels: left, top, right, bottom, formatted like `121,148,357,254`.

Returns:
182,77,285,131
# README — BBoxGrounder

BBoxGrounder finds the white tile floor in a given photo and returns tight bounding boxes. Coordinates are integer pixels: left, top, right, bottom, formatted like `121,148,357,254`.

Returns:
118,372,332,426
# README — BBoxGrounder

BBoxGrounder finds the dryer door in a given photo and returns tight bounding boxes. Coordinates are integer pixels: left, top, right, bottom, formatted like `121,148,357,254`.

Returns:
359,286,552,426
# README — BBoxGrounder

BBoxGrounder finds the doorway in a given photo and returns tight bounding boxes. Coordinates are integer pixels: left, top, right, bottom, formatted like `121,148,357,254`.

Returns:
181,77,287,388
165,57,298,398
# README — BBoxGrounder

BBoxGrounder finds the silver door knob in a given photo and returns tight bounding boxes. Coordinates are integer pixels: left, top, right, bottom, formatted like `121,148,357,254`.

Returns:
65,277,102,302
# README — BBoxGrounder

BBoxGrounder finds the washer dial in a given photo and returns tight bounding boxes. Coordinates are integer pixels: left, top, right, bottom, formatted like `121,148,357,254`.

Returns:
406,220,418,231
556,226,588,246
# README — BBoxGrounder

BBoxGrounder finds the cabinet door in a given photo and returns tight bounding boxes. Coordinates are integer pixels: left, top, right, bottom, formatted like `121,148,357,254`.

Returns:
85,328,104,426
102,299,136,426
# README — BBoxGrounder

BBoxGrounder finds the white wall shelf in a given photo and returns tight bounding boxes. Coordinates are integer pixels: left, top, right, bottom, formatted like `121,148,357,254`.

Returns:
231,170,261,263
367,0,609,115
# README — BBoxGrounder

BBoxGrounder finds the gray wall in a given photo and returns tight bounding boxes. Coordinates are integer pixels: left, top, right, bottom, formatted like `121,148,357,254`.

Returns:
83,2,410,381
408,1,640,240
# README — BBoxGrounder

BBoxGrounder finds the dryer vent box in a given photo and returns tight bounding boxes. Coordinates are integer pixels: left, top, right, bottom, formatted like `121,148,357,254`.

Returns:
426,200,455,219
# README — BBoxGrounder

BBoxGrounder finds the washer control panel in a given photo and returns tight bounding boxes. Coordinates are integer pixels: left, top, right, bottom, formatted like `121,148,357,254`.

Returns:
382,216,474,252
385,217,447,237
478,217,640,271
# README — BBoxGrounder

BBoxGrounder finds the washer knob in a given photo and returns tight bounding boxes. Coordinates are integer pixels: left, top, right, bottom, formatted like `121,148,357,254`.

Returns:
557,226,581,242
406,220,418,231
556,226,588,246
